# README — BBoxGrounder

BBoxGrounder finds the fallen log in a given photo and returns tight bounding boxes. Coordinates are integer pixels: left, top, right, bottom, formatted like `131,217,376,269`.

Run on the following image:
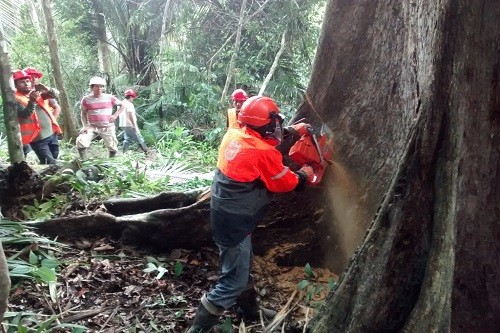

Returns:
34,186,340,270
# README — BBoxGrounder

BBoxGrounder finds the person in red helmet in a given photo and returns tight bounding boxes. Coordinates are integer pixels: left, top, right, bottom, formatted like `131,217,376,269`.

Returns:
22,67,61,119
187,96,315,332
13,70,62,164
109,89,150,156
21,67,62,158
226,88,248,129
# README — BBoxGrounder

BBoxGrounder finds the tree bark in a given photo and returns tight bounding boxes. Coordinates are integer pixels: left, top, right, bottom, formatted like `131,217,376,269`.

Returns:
0,19,24,164
40,0,78,141
0,241,9,323
94,2,111,75
303,0,499,331
157,0,172,95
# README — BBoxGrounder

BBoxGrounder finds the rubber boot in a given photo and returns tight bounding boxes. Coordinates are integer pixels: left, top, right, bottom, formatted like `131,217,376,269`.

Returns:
140,143,153,158
78,148,87,160
186,296,221,333
236,287,277,322
122,142,130,153
109,150,117,158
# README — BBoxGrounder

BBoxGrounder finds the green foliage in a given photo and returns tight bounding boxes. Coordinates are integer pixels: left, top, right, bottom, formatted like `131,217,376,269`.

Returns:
143,256,184,280
5,0,325,152
2,311,88,333
20,196,67,221
2,221,61,289
8,3,98,106
0,218,75,331
222,317,232,333
297,263,337,308
144,260,168,280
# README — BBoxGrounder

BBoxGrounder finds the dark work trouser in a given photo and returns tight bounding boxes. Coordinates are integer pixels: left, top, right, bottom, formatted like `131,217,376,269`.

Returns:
30,133,59,164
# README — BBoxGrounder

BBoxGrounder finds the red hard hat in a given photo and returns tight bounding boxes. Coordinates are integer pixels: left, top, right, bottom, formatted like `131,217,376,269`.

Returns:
23,67,43,79
124,89,137,98
231,89,248,102
238,96,279,127
12,70,31,81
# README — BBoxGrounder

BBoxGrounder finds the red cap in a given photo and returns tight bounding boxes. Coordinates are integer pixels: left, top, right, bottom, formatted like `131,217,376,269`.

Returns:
23,67,43,79
12,70,31,81
124,89,137,98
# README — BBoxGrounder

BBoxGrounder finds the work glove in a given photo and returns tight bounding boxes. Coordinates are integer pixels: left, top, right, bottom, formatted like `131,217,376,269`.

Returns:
285,122,312,137
298,165,315,184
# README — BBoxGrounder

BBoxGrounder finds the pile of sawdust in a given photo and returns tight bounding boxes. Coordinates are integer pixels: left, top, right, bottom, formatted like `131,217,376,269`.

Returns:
253,243,338,302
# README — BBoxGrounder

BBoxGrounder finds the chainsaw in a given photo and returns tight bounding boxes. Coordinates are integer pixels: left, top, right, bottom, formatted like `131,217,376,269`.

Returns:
287,123,334,185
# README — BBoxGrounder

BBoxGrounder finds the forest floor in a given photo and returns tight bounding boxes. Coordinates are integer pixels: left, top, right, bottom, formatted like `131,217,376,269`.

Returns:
5,237,337,333
2,147,338,332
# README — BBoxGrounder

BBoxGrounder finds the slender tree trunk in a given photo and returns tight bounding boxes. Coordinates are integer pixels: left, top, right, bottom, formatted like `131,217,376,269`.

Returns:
157,0,172,95
94,2,111,75
27,1,43,35
303,1,499,331
0,19,23,163
220,0,247,103
259,30,287,96
40,0,78,141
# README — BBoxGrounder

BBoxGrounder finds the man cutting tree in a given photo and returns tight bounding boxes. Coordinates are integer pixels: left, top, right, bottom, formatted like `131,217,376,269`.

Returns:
187,96,318,332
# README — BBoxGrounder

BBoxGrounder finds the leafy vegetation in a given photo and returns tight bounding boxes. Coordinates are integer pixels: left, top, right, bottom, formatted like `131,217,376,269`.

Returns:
0,218,79,332
1,0,325,136
297,263,337,308
0,0,329,330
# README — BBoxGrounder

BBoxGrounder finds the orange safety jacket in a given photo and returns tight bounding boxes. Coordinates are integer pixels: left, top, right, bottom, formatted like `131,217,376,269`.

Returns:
211,126,301,246
226,108,239,129
217,127,299,192
15,91,62,145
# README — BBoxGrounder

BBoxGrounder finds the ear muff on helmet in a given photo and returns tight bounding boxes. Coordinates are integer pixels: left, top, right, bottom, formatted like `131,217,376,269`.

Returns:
238,97,285,143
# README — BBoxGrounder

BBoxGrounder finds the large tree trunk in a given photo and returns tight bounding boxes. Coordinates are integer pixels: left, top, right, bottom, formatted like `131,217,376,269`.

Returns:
302,0,499,332
40,0,78,141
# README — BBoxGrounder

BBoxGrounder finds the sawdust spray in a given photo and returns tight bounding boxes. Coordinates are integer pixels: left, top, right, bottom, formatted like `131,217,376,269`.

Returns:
322,159,369,269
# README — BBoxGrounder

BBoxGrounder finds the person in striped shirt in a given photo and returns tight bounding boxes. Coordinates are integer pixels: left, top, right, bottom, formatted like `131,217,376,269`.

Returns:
76,76,122,159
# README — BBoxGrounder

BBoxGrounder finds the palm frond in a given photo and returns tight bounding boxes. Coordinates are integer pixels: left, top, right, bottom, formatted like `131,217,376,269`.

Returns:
0,0,22,39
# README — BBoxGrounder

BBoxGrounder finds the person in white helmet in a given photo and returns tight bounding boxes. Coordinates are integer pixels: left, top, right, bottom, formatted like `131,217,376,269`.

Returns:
76,76,122,159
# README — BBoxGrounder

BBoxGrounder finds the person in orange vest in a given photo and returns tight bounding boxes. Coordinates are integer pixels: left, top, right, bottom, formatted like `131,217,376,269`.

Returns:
23,67,61,119
13,70,62,164
22,67,62,157
187,96,315,332
226,88,248,129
